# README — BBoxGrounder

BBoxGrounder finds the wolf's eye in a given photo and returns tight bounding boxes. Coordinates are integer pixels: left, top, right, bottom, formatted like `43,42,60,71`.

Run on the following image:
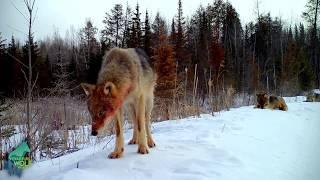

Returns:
98,111,105,118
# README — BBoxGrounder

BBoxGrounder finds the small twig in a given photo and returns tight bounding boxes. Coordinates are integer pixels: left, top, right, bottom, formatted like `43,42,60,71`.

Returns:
102,136,114,150
221,123,226,133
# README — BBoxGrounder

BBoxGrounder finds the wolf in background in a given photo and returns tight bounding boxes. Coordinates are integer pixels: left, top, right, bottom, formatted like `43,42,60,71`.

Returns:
255,93,288,111
81,48,157,158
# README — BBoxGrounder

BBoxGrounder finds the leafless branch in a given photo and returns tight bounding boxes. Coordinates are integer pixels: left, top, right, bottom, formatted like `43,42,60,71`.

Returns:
31,72,39,92
5,51,29,69
21,69,30,85
32,7,38,25
6,24,28,36
10,0,28,21
31,0,36,10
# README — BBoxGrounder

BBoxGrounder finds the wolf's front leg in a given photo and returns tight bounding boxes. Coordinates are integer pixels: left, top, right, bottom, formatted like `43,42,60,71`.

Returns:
128,104,139,145
145,95,156,148
108,108,124,159
137,95,149,154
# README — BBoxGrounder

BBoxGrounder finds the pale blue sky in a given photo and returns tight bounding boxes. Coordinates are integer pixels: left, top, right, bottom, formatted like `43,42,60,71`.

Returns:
0,0,307,42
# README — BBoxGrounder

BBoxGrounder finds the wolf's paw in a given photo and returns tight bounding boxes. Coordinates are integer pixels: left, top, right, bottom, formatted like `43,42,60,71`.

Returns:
148,139,156,148
128,138,138,145
108,149,123,159
137,145,149,154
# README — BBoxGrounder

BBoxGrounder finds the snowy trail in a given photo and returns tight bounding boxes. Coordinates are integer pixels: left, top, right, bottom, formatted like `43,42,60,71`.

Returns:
1,101,320,180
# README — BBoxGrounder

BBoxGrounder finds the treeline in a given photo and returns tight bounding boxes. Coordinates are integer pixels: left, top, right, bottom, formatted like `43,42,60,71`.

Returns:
0,0,318,99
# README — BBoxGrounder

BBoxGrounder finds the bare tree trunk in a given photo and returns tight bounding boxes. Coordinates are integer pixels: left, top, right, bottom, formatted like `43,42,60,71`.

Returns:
63,102,68,150
184,67,188,104
0,126,2,170
193,64,197,108
280,20,284,95
25,0,36,159
314,0,319,88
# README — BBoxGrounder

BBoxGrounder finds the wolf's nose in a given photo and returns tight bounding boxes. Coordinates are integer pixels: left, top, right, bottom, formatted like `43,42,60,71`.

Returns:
91,131,98,136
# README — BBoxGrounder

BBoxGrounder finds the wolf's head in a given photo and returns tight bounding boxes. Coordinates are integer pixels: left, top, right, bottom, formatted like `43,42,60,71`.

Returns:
81,82,124,136
256,93,268,108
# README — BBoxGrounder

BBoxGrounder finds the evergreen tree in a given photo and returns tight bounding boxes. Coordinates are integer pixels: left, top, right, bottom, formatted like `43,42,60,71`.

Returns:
298,23,306,48
143,10,152,56
129,3,142,48
123,4,133,48
7,36,24,96
0,96,15,169
303,0,320,87
21,35,49,94
101,4,124,48
0,33,8,95
152,24,176,98
79,20,100,82
170,18,176,45
298,48,314,91
294,24,299,42
222,2,243,90
174,0,188,71
281,33,300,93
152,12,167,45
0,33,6,52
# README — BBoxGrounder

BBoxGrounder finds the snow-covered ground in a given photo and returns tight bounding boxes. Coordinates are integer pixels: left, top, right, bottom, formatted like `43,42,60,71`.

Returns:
1,100,320,180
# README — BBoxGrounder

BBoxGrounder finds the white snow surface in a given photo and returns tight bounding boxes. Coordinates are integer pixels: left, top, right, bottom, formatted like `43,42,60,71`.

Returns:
313,89,320,94
1,101,320,180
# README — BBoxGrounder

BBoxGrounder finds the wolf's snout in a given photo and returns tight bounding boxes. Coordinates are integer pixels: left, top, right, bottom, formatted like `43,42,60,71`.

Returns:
91,130,98,136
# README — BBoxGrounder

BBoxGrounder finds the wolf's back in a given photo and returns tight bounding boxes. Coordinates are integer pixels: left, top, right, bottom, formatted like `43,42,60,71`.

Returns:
97,48,156,87
267,95,288,111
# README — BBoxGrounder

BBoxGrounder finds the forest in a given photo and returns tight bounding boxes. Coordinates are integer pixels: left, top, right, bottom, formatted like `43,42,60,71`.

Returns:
0,0,319,161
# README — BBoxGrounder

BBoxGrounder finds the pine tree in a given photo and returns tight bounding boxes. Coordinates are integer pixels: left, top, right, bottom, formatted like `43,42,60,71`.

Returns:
174,0,188,71
298,23,306,48
152,25,176,98
0,33,6,52
0,33,7,95
101,4,124,48
303,0,320,87
298,48,314,91
152,12,167,45
21,35,48,94
281,32,300,93
123,4,132,48
79,20,100,82
143,10,152,57
130,3,142,48
8,36,24,95
222,2,243,90
0,96,15,170
170,18,176,45
294,24,299,42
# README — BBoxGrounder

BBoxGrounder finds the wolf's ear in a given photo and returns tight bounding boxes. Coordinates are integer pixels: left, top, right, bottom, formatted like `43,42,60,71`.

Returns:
81,83,96,96
104,82,116,96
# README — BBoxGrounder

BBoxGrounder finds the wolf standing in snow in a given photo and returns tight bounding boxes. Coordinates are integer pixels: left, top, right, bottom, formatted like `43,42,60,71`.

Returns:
255,93,288,111
81,48,157,158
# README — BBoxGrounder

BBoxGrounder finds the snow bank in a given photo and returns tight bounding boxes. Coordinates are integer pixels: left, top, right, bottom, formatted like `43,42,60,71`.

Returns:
313,89,320,94
283,96,306,103
1,101,320,180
